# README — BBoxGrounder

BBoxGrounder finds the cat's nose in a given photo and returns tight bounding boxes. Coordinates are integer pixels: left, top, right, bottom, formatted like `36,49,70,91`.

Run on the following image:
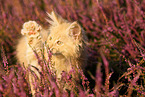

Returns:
48,43,53,49
50,48,57,54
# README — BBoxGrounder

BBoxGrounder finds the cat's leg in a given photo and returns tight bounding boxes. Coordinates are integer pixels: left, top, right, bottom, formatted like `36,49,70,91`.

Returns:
21,21,43,96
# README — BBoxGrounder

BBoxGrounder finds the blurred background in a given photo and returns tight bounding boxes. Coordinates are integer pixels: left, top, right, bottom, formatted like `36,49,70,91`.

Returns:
0,0,145,96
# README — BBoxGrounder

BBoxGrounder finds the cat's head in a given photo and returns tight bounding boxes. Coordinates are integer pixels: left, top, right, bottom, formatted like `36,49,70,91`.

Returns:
46,11,87,58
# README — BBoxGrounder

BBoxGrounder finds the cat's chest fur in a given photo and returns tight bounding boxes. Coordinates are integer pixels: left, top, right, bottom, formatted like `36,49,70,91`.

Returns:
49,54,72,78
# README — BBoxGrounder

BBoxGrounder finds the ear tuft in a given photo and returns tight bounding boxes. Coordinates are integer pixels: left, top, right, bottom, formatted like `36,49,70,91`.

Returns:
68,22,81,40
45,11,66,26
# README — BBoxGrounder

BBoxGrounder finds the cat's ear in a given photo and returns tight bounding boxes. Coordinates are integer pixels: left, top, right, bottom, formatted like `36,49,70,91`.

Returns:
46,11,66,26
67,21,82,40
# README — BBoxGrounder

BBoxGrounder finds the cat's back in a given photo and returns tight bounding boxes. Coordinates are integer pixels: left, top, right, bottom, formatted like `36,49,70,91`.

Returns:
16,36,28,67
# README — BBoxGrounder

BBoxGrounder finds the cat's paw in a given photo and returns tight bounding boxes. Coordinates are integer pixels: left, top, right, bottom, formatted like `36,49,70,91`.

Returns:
21,21,42,36
21,21,42,45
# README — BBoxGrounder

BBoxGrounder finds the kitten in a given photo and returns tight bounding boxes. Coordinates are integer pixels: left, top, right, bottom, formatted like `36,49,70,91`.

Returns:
16,11,88,96
46,11,88,81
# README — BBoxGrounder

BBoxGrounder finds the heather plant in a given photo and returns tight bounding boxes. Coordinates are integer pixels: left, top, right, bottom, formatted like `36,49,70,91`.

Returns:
0,0,145,96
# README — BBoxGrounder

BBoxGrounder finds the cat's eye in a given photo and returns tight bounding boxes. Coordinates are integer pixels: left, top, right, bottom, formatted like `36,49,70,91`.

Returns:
56,40,63,45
